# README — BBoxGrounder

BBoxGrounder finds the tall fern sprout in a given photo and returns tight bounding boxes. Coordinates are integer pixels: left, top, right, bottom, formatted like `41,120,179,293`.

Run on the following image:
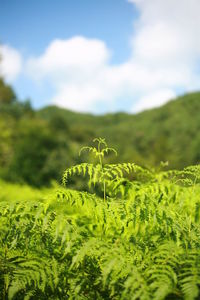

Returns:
80,138,117,201
63,138,117,201
62,138,153,201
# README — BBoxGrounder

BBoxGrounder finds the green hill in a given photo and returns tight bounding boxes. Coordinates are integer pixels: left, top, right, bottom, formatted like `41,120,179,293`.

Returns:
38,92,200,169
0,76,200,186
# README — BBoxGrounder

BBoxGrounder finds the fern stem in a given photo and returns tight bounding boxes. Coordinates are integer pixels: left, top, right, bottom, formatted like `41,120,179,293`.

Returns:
97,139,106,201
103,180,106,202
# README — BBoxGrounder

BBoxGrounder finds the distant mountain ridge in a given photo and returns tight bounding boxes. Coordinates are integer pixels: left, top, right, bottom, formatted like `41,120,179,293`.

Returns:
38,92,200,169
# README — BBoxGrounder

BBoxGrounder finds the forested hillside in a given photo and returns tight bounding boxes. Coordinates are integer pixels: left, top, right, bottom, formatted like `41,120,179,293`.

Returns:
0,77,199,186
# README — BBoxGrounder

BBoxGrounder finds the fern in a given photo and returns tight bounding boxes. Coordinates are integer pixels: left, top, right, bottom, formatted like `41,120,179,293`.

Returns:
0,139,200,299
63,138,152,201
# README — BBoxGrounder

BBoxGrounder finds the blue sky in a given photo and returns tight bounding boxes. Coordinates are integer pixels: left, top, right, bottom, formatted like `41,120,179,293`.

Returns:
0,0,136,110
0,0,200,113
0,0,135,61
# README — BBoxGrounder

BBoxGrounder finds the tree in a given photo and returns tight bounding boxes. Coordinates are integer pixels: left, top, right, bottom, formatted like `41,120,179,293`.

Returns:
0,78,16,105
9,119,57,186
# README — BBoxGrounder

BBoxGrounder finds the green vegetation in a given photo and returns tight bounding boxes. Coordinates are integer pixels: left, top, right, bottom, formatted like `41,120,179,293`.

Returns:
0,138,200,299
1,77,200,298
0,77,200,187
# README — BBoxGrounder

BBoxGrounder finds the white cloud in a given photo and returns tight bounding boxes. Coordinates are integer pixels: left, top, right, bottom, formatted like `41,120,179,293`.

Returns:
131,0,200,66
26,37,183,112
0,45,22,82
132,89,176,113
26,37,113,111
13,0,200,112
27,37,110,81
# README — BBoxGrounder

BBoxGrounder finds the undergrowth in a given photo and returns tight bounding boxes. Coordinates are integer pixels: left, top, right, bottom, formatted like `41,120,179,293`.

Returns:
0,138,200,299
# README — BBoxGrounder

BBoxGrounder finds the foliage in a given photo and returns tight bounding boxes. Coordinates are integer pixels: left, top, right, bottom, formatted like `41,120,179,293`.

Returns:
0,139,200,299
8,119,58,186
38,92,200,171
0,78,16,105
0,77,200,187
63,137,152,200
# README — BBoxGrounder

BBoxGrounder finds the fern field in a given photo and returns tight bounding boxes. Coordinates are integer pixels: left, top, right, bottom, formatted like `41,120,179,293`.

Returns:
0,138,200,299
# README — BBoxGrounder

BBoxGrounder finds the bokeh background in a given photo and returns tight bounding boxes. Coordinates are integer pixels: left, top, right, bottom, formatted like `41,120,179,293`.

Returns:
0,0,200,187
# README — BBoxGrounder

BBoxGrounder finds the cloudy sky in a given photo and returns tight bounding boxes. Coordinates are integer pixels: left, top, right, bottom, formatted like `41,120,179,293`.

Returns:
0,0,200,114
